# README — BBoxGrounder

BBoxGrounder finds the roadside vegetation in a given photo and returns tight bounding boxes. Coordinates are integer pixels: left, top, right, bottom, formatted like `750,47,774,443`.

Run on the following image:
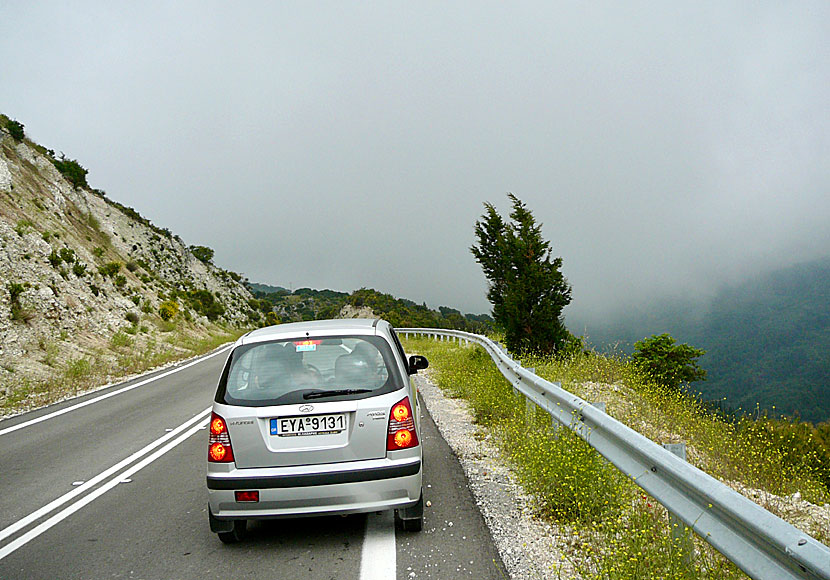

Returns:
0,323,245,417
404,336,830,579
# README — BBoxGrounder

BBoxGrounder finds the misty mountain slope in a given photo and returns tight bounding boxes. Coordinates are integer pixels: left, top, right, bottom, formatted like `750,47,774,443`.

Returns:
696,259,830,422
0,116,254,409
579,258,830,423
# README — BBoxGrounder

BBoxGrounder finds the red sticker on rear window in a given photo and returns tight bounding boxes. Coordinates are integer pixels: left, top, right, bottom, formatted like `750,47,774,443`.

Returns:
294,340,321,352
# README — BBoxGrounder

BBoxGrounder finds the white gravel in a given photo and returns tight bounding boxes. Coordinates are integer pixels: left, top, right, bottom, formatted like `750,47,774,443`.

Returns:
415,372,578,579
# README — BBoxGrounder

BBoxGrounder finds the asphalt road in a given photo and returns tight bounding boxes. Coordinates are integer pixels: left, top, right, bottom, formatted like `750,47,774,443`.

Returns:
0,347,507,579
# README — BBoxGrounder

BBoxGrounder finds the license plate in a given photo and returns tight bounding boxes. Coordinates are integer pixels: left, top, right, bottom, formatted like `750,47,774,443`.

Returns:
270,414,347,437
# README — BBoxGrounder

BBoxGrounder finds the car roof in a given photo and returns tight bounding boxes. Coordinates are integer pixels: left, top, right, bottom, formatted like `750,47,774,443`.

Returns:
240,318,387,345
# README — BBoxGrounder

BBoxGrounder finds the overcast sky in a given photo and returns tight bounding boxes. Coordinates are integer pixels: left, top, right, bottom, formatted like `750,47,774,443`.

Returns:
2,2,828,325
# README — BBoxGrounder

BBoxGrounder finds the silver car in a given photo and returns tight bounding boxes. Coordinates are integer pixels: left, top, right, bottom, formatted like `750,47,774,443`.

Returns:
207,318,428,543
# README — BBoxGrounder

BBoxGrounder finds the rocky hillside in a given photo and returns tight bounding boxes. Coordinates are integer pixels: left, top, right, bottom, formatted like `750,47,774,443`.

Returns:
0,115,254,411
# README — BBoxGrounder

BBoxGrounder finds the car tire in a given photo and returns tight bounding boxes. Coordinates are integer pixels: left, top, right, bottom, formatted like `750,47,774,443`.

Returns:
217,519,247,544
395,489,424,532
401,514,422,532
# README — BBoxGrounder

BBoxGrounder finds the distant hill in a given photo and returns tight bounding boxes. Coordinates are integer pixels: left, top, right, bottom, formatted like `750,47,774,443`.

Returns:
247,282,288,295
246,283,494,333
577,258,830,423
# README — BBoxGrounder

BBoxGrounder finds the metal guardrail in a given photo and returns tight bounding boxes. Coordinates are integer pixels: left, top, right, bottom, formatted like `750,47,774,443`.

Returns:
399,328,830,580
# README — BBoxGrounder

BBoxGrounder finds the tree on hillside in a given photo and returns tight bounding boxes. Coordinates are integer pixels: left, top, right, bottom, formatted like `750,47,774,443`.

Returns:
190,245,215,264
7,119,25,141
632,333,707,390
51,155,88,189
471,193,572,355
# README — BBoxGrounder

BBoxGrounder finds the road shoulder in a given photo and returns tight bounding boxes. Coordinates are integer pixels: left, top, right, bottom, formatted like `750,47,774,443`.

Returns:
414,372,574,579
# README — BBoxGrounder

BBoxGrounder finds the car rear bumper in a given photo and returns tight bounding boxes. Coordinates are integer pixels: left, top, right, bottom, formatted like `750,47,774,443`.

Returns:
207,456,422,520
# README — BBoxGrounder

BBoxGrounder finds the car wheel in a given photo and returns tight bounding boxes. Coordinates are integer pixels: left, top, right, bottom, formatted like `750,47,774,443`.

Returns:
395,489,424,532
217,519,247,544
401,514,422,532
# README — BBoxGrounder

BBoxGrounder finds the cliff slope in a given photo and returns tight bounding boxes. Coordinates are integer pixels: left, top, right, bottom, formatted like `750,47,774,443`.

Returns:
0,116,254,412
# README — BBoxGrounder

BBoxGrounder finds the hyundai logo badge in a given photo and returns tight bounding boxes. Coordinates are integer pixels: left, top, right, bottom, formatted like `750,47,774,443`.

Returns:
299,404,314,413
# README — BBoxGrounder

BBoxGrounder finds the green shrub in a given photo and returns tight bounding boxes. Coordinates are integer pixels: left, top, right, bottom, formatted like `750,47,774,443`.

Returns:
58,248,75,264
47,250,62,268
72,262,87,277
7,119,25,141
159,300,179,321
125,261,138,272
113,274,127,288
8,281,33,323
7,282,25,303
111,331,132,347
64,358,91,381
125,311,140,325
185,289,225,321
14,219,34,236
189,245,214,264
51,156,89,189
98,261,121,277
92,246,105,259
632,334,706,391
10,304,34,322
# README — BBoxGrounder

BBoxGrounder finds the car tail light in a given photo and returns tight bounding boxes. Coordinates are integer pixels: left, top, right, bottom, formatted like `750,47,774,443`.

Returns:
208,412,235,463
387,397,419,450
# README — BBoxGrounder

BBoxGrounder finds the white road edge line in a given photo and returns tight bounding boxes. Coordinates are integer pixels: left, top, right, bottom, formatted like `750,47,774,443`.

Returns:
0,411,211,560
0,407,211,554
359,510,396,580
0,345,230,437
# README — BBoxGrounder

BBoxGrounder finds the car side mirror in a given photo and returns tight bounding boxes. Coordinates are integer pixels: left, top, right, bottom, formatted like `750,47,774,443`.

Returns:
408,355,429,375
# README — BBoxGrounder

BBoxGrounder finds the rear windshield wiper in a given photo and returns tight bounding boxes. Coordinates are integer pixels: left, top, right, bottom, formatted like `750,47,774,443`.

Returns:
303,389,373,400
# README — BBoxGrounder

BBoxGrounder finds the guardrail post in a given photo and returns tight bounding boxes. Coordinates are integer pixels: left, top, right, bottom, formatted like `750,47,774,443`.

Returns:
525,395,536,424
662,442,694,566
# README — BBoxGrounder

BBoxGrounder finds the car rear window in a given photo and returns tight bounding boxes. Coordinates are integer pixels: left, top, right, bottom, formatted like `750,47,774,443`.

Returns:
216,335,403,406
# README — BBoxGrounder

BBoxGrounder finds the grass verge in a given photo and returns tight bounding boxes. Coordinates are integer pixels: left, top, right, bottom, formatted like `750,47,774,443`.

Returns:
404,337,830,579
0,323,247,417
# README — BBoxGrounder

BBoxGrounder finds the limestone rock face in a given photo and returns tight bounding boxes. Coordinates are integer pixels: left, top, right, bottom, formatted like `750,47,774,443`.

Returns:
0,124,254,396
